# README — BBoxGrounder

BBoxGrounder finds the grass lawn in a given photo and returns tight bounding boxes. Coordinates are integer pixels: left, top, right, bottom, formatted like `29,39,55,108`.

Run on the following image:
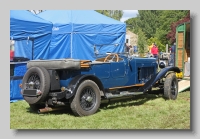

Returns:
10,89,190,129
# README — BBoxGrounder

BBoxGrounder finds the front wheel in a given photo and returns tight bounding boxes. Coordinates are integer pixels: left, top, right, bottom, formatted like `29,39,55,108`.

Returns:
70,80,101,116
164,73,178,100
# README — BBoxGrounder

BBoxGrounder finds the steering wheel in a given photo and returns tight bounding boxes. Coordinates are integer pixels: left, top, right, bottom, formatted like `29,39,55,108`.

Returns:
104,53,119,62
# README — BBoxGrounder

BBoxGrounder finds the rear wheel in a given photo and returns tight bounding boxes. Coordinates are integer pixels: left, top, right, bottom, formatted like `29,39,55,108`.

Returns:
70,80,101,116
22,67,50,104
164,73,178,100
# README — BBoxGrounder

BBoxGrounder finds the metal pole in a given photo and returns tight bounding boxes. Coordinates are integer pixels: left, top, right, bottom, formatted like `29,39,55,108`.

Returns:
32,39,34,60
70,11,73,58
166,44,168,53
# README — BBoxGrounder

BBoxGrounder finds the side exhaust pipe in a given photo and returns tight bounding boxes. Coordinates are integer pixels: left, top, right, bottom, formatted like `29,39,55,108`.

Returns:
38,107,66,114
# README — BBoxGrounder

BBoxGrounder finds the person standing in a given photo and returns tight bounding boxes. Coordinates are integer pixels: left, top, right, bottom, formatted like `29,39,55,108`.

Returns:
129,45,134,55
10,40,15,61
133,45,138,54
151,44,159,61
125,43,131,53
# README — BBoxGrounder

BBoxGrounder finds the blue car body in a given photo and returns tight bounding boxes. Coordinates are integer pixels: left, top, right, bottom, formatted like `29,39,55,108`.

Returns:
21,52,180,116
60,56,157,89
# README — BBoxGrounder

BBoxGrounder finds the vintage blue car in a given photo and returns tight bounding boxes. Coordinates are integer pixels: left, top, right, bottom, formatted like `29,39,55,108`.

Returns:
20,47,180,116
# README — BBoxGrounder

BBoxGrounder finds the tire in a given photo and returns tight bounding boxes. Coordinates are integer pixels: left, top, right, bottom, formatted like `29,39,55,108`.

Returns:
164,73,178,100
22,67,50,104
70,80,101,116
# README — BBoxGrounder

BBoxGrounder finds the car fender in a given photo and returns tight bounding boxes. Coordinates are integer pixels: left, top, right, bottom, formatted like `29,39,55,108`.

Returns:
137,66,181,93
65,74,104,99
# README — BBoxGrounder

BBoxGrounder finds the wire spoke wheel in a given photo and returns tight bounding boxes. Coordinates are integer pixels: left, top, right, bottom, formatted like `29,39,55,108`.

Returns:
26,73,41,89
80,87,96,111
70,80,101,116
22,67,50,104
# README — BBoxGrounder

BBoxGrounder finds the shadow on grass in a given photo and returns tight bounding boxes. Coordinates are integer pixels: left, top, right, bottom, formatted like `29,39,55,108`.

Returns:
100,89,165,110
25,89,165,116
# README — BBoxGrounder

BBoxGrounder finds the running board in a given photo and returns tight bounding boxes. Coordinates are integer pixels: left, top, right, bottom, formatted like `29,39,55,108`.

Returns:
105,91,144,99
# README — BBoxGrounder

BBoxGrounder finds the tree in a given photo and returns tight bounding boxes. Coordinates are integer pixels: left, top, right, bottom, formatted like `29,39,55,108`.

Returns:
126,10,190,47
96,10,110,17
137,28,147,56
147,37,166,52
111,10,123,21
167,11,190,44
156,10,189,45
95,10,123,21
136,10,162,39
125,17,139,33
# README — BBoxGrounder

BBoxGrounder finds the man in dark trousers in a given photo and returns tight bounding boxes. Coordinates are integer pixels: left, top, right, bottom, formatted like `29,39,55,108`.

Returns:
169,42,176,66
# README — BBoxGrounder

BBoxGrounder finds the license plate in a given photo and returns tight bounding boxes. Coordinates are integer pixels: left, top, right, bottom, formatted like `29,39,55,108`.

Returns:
23,89,38,96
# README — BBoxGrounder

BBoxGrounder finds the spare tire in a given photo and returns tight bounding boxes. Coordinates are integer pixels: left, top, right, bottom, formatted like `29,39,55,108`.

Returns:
22,67,50,104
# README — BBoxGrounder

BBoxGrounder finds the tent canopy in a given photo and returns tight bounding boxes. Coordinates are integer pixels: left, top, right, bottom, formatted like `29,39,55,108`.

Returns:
10,10,52,40
10,10,53,60
38,10,125,33
10,10,126,60
37,10,126,60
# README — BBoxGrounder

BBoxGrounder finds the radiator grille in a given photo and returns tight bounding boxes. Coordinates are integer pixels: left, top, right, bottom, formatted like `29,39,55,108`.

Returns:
138,67,154,83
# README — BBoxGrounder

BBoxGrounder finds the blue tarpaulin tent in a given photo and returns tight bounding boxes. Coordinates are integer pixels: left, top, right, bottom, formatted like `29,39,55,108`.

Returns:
10,10,52,40
10,10,126,101
37,10,126,60
10,10,53,60
10,10,53,102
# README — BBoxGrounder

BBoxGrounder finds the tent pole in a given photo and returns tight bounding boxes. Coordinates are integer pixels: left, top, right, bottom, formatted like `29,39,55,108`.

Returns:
71,32,72,58
32,39,34,60
70,11,73,58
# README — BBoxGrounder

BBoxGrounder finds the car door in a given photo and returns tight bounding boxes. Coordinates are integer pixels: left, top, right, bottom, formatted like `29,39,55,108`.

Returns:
110,61,126,78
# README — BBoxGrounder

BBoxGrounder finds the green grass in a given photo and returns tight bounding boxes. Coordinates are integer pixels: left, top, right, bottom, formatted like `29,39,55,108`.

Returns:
10,90,190,129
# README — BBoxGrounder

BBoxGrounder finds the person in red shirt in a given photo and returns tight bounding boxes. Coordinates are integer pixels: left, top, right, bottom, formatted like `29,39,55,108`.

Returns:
151,44,159,61
10,50,14,61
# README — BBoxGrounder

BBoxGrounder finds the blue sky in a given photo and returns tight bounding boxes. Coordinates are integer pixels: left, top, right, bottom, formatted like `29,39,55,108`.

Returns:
120,10,138,22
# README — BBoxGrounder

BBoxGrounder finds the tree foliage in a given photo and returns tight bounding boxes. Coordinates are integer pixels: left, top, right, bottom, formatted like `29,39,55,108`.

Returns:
167,11,190,44
147,37,166,52
95,10,123,21
28,10,124,21
125,17,139,32
125,10,190,51
137,10,162,39
137,28,147,56
156,10,189,45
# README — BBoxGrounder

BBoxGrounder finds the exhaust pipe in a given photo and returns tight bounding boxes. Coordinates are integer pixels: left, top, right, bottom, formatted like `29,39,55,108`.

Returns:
38,107,66,114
